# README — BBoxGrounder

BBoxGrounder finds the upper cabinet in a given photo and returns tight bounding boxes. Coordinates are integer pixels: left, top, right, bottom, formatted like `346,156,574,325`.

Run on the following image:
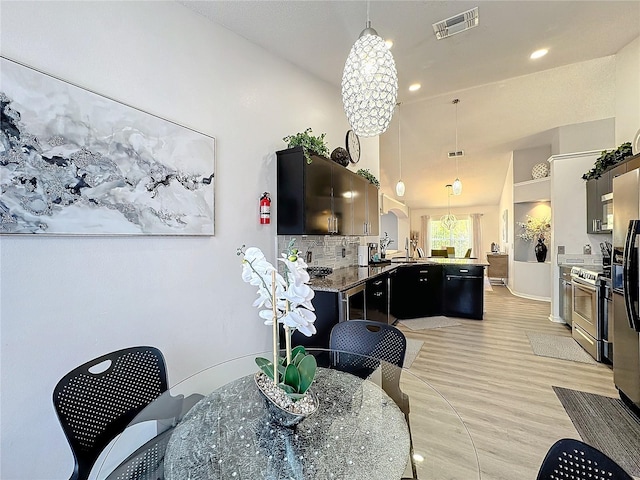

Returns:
586,153,640,234
276,147,379,236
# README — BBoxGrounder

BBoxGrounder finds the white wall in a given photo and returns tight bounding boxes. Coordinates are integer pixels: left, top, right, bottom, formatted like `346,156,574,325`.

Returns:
615,36,640,147
548,150,610,320
499,156,514,287
0,2,371,479
410,205,499,258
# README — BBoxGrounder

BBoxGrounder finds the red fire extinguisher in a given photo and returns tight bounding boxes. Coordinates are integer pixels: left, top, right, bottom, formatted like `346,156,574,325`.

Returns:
259,192,271,224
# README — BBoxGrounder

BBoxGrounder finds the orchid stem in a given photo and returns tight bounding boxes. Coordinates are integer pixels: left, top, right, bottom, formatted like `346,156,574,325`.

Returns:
271,270,278,385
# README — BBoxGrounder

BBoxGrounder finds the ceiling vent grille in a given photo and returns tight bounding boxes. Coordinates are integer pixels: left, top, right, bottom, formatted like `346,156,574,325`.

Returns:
448,150,465,158
433,7,479,40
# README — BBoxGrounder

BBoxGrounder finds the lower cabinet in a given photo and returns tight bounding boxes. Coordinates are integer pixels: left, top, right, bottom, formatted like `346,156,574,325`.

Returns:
442,265,484,319
366,274,389,324
390,265,442,319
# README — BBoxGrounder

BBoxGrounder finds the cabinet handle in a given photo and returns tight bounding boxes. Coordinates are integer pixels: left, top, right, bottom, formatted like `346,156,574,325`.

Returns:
460,269,469,273
335,217,338,233
328,217,332,233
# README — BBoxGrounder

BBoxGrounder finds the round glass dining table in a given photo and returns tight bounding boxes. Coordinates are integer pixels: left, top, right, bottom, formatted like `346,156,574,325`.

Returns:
95,349,480,480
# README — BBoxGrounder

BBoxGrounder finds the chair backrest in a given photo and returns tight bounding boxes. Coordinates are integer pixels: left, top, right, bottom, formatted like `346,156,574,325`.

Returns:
53,346,168,480
446,246,455,258
464,248,472,258
329,320,409,414
431,249,448,257
537,438,633,480
416,247,425,258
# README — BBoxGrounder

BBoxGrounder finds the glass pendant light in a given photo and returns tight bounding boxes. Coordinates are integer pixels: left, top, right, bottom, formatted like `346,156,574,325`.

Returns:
395,103,405,197
451,99,463,195
342,1,398,137
440,184,458,230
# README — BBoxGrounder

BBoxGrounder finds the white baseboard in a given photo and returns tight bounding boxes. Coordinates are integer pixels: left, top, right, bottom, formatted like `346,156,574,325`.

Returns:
506,284,551,302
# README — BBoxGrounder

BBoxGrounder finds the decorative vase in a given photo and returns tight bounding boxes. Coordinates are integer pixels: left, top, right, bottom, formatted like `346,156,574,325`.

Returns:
534,238,548,262
531,163,549,179
254,373,318,428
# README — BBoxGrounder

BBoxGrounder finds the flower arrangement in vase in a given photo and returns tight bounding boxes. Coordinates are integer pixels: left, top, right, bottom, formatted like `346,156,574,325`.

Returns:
238,240,318,425
379,232,394,258
516,215,551,262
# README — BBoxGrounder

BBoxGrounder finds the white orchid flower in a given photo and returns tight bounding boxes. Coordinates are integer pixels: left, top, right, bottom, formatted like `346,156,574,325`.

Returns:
281,307,317,337
240,244,316,336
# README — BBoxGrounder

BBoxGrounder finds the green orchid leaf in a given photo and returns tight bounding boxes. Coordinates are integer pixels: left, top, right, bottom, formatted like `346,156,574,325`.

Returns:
255,357,274,381
284,364,301,391
291,345,306,358
292,351,305,367
286,392,307,401
297,354,317,394
278,383,295,394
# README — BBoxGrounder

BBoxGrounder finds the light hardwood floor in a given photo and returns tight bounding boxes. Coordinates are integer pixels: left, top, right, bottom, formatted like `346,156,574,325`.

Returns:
397,285,618,480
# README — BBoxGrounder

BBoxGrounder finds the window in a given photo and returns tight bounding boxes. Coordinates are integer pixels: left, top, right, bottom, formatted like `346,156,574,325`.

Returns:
430,217,472,257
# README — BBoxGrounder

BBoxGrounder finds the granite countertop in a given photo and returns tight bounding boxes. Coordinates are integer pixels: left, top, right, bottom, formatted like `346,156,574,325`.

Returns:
309,258,487,293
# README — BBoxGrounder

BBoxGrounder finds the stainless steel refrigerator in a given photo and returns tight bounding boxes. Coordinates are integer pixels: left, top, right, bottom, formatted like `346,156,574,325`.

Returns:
612,168,640,409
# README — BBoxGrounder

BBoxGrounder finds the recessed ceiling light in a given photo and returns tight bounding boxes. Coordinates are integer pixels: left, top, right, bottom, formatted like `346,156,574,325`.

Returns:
385,39,394,49
409,83,421,92
530,48,548,59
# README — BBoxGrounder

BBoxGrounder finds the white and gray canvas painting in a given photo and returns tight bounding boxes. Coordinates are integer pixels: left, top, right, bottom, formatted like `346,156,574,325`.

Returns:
0,57,215,235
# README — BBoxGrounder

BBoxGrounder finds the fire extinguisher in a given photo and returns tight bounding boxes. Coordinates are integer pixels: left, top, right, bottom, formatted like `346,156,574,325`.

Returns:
259,192,271,224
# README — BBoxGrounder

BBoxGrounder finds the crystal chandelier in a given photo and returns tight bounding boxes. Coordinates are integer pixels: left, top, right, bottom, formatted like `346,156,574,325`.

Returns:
395,103,405,197
441,184,457,230
451,99,463,195
341,2,398,137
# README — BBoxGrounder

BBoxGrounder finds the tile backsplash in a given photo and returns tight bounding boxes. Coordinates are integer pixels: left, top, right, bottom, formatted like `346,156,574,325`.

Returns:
278,235,362,270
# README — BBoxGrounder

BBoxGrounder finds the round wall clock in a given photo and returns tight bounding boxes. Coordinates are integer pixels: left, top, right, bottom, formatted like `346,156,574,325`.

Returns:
346,130,360,164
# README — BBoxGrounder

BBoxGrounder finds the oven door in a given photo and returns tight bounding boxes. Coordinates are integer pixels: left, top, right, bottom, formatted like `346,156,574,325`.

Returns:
571,280,601,361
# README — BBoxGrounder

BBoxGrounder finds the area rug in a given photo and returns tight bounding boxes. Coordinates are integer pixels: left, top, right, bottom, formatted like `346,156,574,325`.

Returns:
526,332,596,364
400,316,462,331
553,386,640,477
403,338,424,368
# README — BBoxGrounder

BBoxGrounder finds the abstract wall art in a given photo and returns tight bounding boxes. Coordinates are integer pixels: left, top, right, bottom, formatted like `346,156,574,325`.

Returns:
0,57,215,235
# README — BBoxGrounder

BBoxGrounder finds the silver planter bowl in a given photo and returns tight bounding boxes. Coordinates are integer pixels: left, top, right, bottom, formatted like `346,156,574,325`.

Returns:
254,373,318,428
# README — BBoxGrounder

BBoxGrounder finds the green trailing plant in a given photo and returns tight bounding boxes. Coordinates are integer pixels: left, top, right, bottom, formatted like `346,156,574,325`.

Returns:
582,142,633,180
356,168,380,187
255,346,317,400
283,128,330,164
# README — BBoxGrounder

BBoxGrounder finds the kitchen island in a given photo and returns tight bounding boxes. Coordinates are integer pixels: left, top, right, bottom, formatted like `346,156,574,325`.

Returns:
292,259,488,349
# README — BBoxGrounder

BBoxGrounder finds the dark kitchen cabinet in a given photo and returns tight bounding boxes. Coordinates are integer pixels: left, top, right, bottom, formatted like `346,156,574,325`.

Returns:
277,147,333,235
586,154,640,234
277,146,378,235
442,265,484,319
390,265,442,319
351,176,379,236
366,274,389,324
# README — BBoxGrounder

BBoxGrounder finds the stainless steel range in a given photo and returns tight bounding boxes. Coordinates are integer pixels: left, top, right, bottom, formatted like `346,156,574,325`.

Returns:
571,266,611,363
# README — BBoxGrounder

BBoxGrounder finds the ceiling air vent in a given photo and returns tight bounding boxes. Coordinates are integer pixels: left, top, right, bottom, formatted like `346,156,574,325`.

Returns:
433,7,479,40
448,150,465,158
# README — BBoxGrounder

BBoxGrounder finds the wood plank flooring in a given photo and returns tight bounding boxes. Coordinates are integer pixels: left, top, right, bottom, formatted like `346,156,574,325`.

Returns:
397,285,618,480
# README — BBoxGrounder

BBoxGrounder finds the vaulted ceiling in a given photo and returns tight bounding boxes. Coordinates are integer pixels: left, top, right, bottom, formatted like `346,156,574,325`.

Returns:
180,1,640,209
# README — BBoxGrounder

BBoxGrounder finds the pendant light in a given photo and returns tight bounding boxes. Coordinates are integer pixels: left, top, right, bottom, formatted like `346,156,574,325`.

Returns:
441,184,457,230
451,99,463,196
342,1,398,137
395,103,405,197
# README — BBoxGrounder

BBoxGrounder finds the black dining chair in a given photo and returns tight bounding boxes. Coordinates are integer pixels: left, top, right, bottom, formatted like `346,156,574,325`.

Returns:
329,320,417,479
53,346,198,480
536,438,633,480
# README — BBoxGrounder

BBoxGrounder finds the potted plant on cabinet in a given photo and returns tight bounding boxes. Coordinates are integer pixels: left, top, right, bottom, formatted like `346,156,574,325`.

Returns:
283,128,330,164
